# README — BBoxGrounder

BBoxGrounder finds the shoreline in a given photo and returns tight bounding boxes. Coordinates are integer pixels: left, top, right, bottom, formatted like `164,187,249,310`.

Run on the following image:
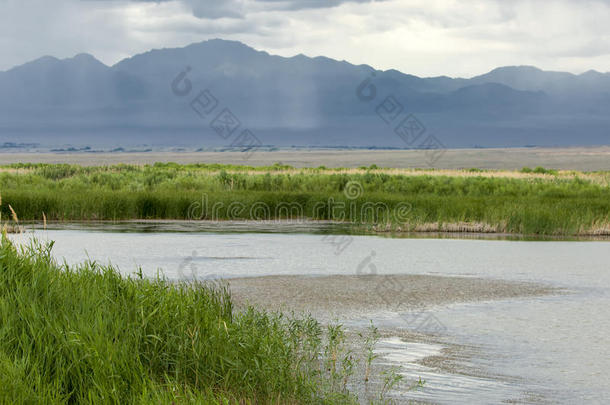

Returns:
23,219,610,240
2,147,610,171
226,274,560,403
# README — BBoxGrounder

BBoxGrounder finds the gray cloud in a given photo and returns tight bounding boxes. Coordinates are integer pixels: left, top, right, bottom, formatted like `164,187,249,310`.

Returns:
183,0,245,19
254,0,384,12
95,0,246,19
2,0,610,76
121,0,383,18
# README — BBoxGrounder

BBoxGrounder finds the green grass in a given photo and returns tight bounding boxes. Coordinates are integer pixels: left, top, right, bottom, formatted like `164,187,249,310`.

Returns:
1,163,610,235
1,236,410,404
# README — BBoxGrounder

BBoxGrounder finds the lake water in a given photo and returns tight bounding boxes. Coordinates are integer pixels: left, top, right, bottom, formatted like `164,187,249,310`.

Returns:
11,226,610,404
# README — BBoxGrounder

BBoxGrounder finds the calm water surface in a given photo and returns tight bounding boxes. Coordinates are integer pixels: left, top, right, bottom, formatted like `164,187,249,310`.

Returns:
12,227,610,404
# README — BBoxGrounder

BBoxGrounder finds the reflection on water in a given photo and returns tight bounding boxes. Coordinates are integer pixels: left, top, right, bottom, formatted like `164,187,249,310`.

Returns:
32,220,610,241
10,225,610,404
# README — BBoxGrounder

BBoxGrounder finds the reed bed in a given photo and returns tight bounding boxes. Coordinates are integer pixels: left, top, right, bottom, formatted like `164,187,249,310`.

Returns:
1,163,609,235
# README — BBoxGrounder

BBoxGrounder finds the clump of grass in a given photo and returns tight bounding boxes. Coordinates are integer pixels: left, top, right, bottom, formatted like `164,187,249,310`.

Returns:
0,237,413,404
360,322,380,385
521,166,558,175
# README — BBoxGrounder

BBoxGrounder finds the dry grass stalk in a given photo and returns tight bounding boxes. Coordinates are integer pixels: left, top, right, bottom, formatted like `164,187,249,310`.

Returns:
8,205,18,224
373,221,503,234
583,220,610,236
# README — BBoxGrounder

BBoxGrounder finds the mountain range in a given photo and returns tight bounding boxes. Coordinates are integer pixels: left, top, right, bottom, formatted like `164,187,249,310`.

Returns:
1,39,609,150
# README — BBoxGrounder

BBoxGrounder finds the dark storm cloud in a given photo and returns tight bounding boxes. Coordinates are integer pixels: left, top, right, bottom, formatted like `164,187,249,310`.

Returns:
102,0,245,19
119,0,384,18
254,0,385,12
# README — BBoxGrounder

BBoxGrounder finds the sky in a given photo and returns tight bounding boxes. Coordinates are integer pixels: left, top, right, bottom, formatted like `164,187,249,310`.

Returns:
1,0,609,77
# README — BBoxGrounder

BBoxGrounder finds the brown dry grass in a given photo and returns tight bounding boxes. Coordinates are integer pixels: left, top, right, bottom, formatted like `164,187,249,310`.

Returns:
215,168,610,186
0,195,24,234
370,220,610,236
371,221,504,234
0,167,33,174
580,222,610,236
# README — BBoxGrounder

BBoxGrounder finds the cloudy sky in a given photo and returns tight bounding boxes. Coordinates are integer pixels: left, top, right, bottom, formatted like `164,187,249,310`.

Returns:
1,0,609,77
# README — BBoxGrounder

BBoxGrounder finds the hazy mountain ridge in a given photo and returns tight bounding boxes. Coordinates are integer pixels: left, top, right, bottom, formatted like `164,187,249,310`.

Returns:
1,39,608,149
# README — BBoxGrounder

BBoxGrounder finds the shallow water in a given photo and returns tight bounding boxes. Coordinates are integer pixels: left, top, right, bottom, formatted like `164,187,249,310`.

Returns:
11,227,610,404
375,338,522,404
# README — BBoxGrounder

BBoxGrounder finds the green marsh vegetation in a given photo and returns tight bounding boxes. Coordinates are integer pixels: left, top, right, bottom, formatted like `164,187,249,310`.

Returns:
0,236,415,404
1,162,610,235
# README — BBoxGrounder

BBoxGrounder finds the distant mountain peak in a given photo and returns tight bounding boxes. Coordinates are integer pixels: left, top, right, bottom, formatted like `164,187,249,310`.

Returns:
473,65,569,81
70,53,100,61
488,65,542,73
4,55,59,73
65,53,108,68
184,38,263,54
580,69,604,77
34,55,60,64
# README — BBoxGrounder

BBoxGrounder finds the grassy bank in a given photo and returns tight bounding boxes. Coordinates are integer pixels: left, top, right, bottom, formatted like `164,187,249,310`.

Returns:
2,163,610,235
0,237,407,404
